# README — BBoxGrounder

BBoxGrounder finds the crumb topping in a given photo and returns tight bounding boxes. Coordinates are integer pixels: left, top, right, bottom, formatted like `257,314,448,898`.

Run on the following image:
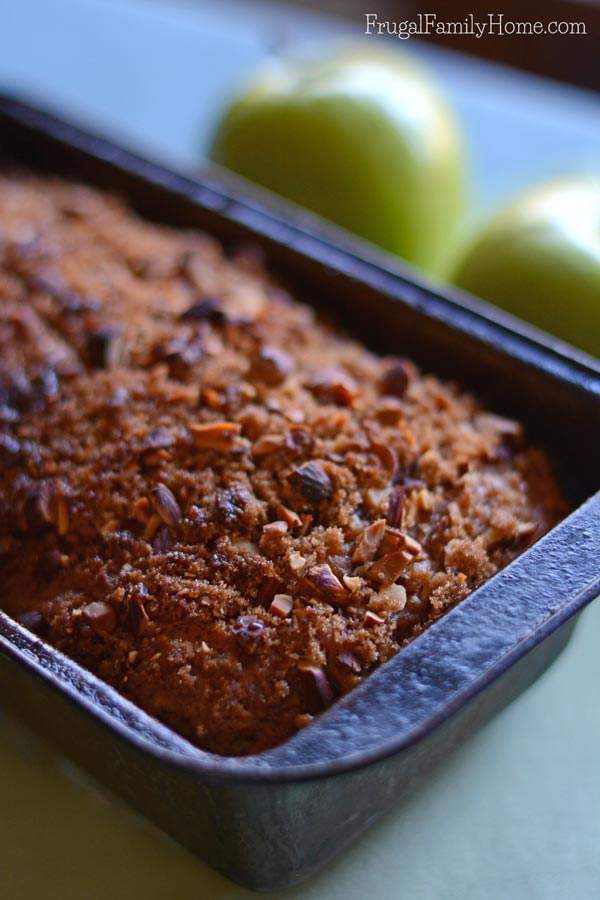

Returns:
0,174,567,755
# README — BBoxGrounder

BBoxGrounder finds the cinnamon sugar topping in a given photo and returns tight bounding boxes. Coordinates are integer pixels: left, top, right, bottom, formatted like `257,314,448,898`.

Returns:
0,173,567,756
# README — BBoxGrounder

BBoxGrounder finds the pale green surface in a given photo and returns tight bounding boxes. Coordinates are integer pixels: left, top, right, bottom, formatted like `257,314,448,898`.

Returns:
1,1,600,897
3,602,600,900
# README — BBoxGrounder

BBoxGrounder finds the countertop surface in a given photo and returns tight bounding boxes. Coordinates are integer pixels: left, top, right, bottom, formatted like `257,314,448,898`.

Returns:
1,1,600,898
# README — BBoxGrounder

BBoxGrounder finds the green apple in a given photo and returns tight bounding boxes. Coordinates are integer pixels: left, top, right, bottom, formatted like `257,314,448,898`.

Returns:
210,45,464,275
454,178,600,357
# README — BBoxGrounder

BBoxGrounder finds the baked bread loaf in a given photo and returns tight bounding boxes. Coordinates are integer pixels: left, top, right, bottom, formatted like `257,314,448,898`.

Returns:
0,174,566,755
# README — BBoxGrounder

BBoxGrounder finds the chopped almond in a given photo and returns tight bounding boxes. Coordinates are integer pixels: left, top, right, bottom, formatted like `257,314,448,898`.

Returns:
82,600,116,633
56,494,70,535
201,386,222,409
132,495,151,524
263,520,288,536
143,513,162,542
252,433,286,456
343,574,363,593
386,485,405,528
189,421,241,450
367,549,413,586
276,504,303,530
364,610,385,626
337,650,362,673
298,664,334,709
304,563,351,606
150,483,182,527
373,582,407,612
353,519,386,564
270,594,293,617
369,440,398,480
288,551,307,573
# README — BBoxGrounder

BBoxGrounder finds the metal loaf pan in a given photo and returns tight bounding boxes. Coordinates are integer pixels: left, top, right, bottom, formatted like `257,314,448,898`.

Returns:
0,94,599,891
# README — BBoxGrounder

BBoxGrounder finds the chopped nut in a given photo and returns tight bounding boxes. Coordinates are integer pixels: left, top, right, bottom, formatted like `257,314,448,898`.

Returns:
366,487,390,512
378,527,421,558
379,359,412,397
367,549,413,586
22,482,52,531
477,412,523,440
299,513,313,536
189,420,241,450
304,563,351,607
386,485,405,528
128,650,139,663
369,440,398,480
377,526,404,556
515,521,537,537
276,504,303,530
250,345,294,385
298,664,334,710
87,326,124,369
150,483,182,527
263,520,288,536
233,539,260,555
239,382,258,402
270,594,293,617
143,448,172,467
166,384,199,405
342,574,363,593
285,426,315,455
201,386,222,409
402,533,422,557
288,461,333,503
143,513,162,542
416,487,433,514
288,551,307,573
375,399,403,425
56,493,70,535
152,527,174,553
82,600,116,633
337,650,362,673
100,518,120,536
364,610,385,626
306,368,357,406
329,554,352,578
132,496,151,524
294,713,314,729
123,587,150,635
373,582,407,611
353,519,386,564
179,297,224,323
252,433,286,456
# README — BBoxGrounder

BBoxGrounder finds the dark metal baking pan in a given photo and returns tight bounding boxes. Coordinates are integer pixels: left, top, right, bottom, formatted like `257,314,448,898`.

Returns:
0,93,598,891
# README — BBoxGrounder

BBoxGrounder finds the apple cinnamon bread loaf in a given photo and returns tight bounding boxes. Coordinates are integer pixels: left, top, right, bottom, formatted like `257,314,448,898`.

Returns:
0,174,566,755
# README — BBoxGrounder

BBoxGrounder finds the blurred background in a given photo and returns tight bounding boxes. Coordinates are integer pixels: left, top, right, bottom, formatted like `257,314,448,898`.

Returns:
1,2,600,898
2,0,600,210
